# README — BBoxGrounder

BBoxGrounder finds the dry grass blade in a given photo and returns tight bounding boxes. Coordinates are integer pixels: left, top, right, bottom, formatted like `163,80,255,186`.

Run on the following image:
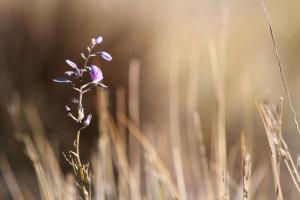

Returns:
256,99,300,199
108,115,138,200
193,112,214,200
115,87,130,199
128,59,142,200
259,0,300,137
168,49,187,200
241,133,251,200
256,101,284,200
0,153,25,200
280,139,300,193
248,164,267,199
116,87,127,151
118,113,181,200
96,90,117,200
209,40,228,199
23,102,67,200
7,96,75,200
17,133,51,200
185,44,200,199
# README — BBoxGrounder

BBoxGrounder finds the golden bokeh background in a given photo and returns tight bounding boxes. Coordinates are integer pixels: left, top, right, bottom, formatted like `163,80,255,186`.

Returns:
1,0,300,199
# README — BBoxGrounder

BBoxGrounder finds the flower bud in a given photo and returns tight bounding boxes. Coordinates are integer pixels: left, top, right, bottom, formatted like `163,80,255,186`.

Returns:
95,36,103,44
65,60,78,69
89,65,103,83
99,51,112,61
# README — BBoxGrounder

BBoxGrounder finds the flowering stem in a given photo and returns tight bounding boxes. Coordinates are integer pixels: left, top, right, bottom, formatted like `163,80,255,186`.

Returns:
76,47,91,168
75,47,93,200
53,36,111,200
76,86,83,166
76,86,89,200
76,131,82,167
76,47,91,175
76,49,91,167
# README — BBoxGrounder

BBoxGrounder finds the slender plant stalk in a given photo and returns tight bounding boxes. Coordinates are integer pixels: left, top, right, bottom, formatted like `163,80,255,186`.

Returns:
241,133,251,200
53,36,112,200
260,0,300,136
76,75,88,200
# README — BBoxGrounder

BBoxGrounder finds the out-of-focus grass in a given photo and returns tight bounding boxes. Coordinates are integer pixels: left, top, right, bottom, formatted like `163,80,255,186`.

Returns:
2,0,300,199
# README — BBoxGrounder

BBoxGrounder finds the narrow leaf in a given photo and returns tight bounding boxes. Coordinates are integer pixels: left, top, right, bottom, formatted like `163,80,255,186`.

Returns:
53,77,72,84
80,53,86,60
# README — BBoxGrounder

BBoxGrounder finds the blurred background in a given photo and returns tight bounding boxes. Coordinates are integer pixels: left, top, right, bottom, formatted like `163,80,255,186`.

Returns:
1,0,300,199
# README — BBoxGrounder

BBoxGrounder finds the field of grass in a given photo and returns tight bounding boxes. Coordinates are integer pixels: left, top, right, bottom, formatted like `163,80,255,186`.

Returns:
1,0,300,199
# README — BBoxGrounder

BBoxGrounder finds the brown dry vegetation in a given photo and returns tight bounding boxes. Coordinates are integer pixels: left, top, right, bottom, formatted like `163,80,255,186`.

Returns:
1,0,300,199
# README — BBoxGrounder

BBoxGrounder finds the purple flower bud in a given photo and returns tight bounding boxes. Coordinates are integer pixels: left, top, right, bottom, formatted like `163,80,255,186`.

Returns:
65,59,78,69
89,65,103,83
95,36,103,44
53,77,72,84
99,51,112,61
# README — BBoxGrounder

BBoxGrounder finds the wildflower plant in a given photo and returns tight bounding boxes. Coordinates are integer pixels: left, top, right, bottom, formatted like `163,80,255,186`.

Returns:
53,36,112,200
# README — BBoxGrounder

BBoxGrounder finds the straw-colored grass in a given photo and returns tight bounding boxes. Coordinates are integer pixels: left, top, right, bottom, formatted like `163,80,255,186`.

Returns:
2,2,300,200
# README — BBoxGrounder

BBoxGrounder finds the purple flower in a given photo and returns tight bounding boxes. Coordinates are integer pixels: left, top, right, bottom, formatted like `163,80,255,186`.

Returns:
89,65,103,83
95,36,103,44
99,51,112,61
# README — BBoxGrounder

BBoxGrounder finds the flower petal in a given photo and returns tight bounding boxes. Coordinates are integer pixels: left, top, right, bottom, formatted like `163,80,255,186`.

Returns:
53,77,72,84
95,36,103,44
65,59,78,69
89,65,103,83
99,51,112,61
